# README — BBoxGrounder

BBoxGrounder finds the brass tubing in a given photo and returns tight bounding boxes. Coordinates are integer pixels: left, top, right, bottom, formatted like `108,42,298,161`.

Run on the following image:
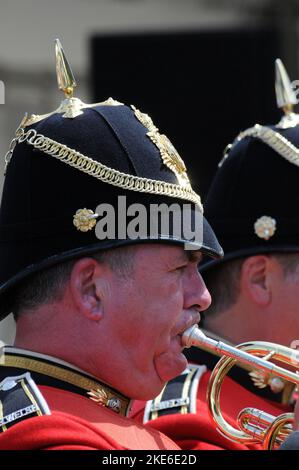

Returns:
182,326,297,449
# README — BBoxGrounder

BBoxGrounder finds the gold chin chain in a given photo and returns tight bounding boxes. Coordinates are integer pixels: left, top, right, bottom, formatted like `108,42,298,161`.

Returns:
221,124,299,169
7,126,203,211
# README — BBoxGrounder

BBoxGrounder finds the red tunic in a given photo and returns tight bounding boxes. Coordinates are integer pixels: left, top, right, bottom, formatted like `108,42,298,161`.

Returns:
0,386,180,450
131,367,293,450
0,347,180,451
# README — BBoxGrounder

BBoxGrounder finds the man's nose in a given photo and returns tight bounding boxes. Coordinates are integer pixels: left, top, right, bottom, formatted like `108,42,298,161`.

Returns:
198,282,212,311
185,272,212,312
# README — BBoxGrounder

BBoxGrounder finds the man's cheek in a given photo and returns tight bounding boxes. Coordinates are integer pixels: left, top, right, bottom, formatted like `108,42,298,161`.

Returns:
153,343,187,382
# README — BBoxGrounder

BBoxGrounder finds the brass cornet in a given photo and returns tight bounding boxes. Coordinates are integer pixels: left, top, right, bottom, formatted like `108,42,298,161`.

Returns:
182,325,299,450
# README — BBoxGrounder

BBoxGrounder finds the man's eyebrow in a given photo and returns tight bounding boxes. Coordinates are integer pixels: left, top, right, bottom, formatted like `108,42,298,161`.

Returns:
181,251,203,263
188,251,203,263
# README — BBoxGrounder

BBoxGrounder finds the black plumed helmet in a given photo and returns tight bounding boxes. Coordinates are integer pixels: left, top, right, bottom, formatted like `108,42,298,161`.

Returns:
0,40,222,319
200,58,299,272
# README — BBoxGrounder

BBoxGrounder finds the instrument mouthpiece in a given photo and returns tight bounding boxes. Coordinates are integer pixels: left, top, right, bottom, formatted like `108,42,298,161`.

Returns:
182,325,207,348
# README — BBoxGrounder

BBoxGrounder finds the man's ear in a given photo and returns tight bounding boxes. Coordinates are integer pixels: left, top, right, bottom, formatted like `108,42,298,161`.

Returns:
69,258,105,321
241,255,273,306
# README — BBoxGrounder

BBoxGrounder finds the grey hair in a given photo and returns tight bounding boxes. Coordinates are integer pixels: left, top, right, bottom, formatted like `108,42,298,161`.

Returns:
12,245,136,320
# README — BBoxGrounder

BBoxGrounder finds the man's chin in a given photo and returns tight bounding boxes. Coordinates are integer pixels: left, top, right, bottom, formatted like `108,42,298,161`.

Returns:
154,350,188,383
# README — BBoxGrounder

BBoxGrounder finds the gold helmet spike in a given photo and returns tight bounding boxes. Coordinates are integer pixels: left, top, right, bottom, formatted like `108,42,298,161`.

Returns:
275,59,299,128
275,58,297,112
23,39,123,127
55,38,77,98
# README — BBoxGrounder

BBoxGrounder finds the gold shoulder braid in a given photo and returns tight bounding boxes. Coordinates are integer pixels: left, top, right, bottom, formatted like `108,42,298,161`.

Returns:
0,372,51,432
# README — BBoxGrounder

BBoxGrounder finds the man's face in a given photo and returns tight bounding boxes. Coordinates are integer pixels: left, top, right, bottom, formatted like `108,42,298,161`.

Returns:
202,253,299,348
97,244,211,400
262,254,299,347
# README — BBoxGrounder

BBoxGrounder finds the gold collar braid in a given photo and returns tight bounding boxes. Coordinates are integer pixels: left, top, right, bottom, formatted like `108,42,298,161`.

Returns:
2,351,131,416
